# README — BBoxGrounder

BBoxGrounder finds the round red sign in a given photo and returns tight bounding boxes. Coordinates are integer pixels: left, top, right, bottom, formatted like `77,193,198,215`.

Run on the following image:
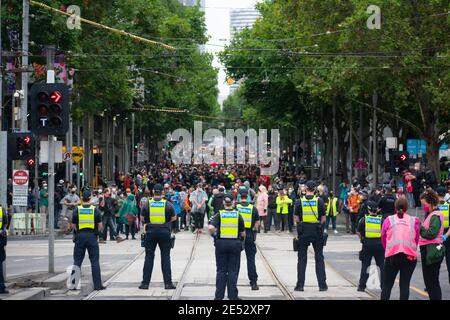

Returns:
13,170,29,186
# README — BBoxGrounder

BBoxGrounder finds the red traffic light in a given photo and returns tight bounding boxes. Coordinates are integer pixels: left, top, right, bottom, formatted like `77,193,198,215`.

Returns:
27,159,35,166
400,154,407,161
23,136,31,144
38,91,49,102
50,91,62,103
38,104,49,115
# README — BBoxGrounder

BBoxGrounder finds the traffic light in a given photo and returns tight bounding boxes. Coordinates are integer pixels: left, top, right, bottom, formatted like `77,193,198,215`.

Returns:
390,151,409,176
7,133,35,164
30,83,70,135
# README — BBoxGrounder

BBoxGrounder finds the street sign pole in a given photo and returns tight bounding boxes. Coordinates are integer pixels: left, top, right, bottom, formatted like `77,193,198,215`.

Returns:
0,131,7,281
46,45,55,274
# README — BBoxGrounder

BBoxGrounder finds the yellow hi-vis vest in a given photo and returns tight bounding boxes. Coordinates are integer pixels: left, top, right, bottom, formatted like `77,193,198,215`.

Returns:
365,215,382,238
327,197,338,216
0,207,3,229
438,202,449,229
78,206,95,230
219,210,239,239
149,199,166,224
237,204,253,229
301,196,319,223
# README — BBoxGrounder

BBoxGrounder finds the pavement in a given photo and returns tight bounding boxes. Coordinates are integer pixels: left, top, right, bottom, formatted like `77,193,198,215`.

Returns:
1,212,449,300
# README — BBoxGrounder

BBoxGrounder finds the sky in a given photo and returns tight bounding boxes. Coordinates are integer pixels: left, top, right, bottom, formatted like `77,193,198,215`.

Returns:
202,0,261,108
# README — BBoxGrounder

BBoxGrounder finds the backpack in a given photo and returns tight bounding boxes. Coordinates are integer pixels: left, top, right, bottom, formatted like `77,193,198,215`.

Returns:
184,195,191,212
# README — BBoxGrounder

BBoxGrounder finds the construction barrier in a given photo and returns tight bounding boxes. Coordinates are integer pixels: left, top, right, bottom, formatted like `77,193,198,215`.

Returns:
11,212,46,235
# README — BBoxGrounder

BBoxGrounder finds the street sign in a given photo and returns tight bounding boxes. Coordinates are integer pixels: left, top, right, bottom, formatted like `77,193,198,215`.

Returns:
13,169,29,206
63,152,72,161
40,140,63,163
72,146,84,163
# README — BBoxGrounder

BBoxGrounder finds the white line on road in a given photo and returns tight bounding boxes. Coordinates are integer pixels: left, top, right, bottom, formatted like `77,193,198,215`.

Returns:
32,257,45,260
13,259,25,262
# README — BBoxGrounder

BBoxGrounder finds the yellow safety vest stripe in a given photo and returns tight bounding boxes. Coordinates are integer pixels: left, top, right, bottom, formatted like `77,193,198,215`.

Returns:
301,197,319,223
326,198,338,216
78,206,95,230
365,215,382,238
237,204,253,229
0,207,3,229
149,199,166,224
220,210,239,239
438,203,449,229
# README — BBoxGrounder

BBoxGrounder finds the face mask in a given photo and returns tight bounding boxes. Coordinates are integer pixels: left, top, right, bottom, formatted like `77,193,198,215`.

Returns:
422,204,430,213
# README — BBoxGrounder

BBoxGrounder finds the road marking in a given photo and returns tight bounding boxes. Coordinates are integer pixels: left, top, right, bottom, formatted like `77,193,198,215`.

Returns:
32,257,45,260
395,280,428,298
13,259,25,262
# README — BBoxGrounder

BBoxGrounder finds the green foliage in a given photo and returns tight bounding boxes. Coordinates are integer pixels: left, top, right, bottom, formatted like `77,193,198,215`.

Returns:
3,0,218,139
219,0,450,173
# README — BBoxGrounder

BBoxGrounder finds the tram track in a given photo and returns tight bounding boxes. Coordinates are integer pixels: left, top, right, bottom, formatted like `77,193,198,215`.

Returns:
256,242,296,300
84,248,145,300
171,232,200,300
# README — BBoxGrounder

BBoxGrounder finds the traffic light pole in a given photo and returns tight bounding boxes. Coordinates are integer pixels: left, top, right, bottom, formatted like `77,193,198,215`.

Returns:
20,0,29,132
46,45,55,273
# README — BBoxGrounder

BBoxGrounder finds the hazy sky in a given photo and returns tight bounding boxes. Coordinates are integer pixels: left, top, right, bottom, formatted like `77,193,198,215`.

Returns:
203,0,261,107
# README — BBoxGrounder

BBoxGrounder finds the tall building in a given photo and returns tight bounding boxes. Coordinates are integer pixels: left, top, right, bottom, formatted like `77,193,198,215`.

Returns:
179,0,204,6
230,8,260,37
203,0,261,108
229,8,260,93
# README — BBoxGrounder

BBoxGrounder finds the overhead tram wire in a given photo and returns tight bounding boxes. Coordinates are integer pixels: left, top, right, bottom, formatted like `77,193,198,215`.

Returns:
29,0,175,50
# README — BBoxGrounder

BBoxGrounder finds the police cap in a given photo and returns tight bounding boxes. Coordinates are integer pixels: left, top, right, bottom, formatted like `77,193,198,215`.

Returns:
436,186,447,197
82,190,91,201
366,201,378,212
224,193,234,203
306,180,316,190
154,184,164,192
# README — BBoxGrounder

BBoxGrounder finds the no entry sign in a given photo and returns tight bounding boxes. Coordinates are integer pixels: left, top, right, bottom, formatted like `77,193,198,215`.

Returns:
13,170,29,186
13,169,29,206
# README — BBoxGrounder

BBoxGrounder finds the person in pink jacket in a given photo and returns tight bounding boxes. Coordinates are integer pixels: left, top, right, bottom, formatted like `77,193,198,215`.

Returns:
256,185,269,233
380,197,420,300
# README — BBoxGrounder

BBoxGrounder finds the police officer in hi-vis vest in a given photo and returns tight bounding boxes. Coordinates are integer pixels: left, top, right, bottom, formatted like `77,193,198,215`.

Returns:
0,205,8,294
139,184,177,290
356,201,385,291
325,191,339,234
294,180,328,291
236,188,260,290
71,191,105,290
208,194,246,300
437,186,450,284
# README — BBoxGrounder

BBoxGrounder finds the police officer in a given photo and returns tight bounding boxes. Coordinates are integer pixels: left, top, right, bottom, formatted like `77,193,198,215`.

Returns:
139,183,177,290
437,186,450,284
71,191,105,290
0,205,8,294
356,201,385,292
294,180,328,291
378,185,396,218
236,188,260,290
208,194,245,300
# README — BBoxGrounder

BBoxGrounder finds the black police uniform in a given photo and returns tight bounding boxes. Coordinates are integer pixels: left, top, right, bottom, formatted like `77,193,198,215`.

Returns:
236,200,260,287
0,207,8,293
209,209,245,300
357,215,385,290
378,193,396,218
140,197,176,288
71,203,103,289
294,195,327,290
